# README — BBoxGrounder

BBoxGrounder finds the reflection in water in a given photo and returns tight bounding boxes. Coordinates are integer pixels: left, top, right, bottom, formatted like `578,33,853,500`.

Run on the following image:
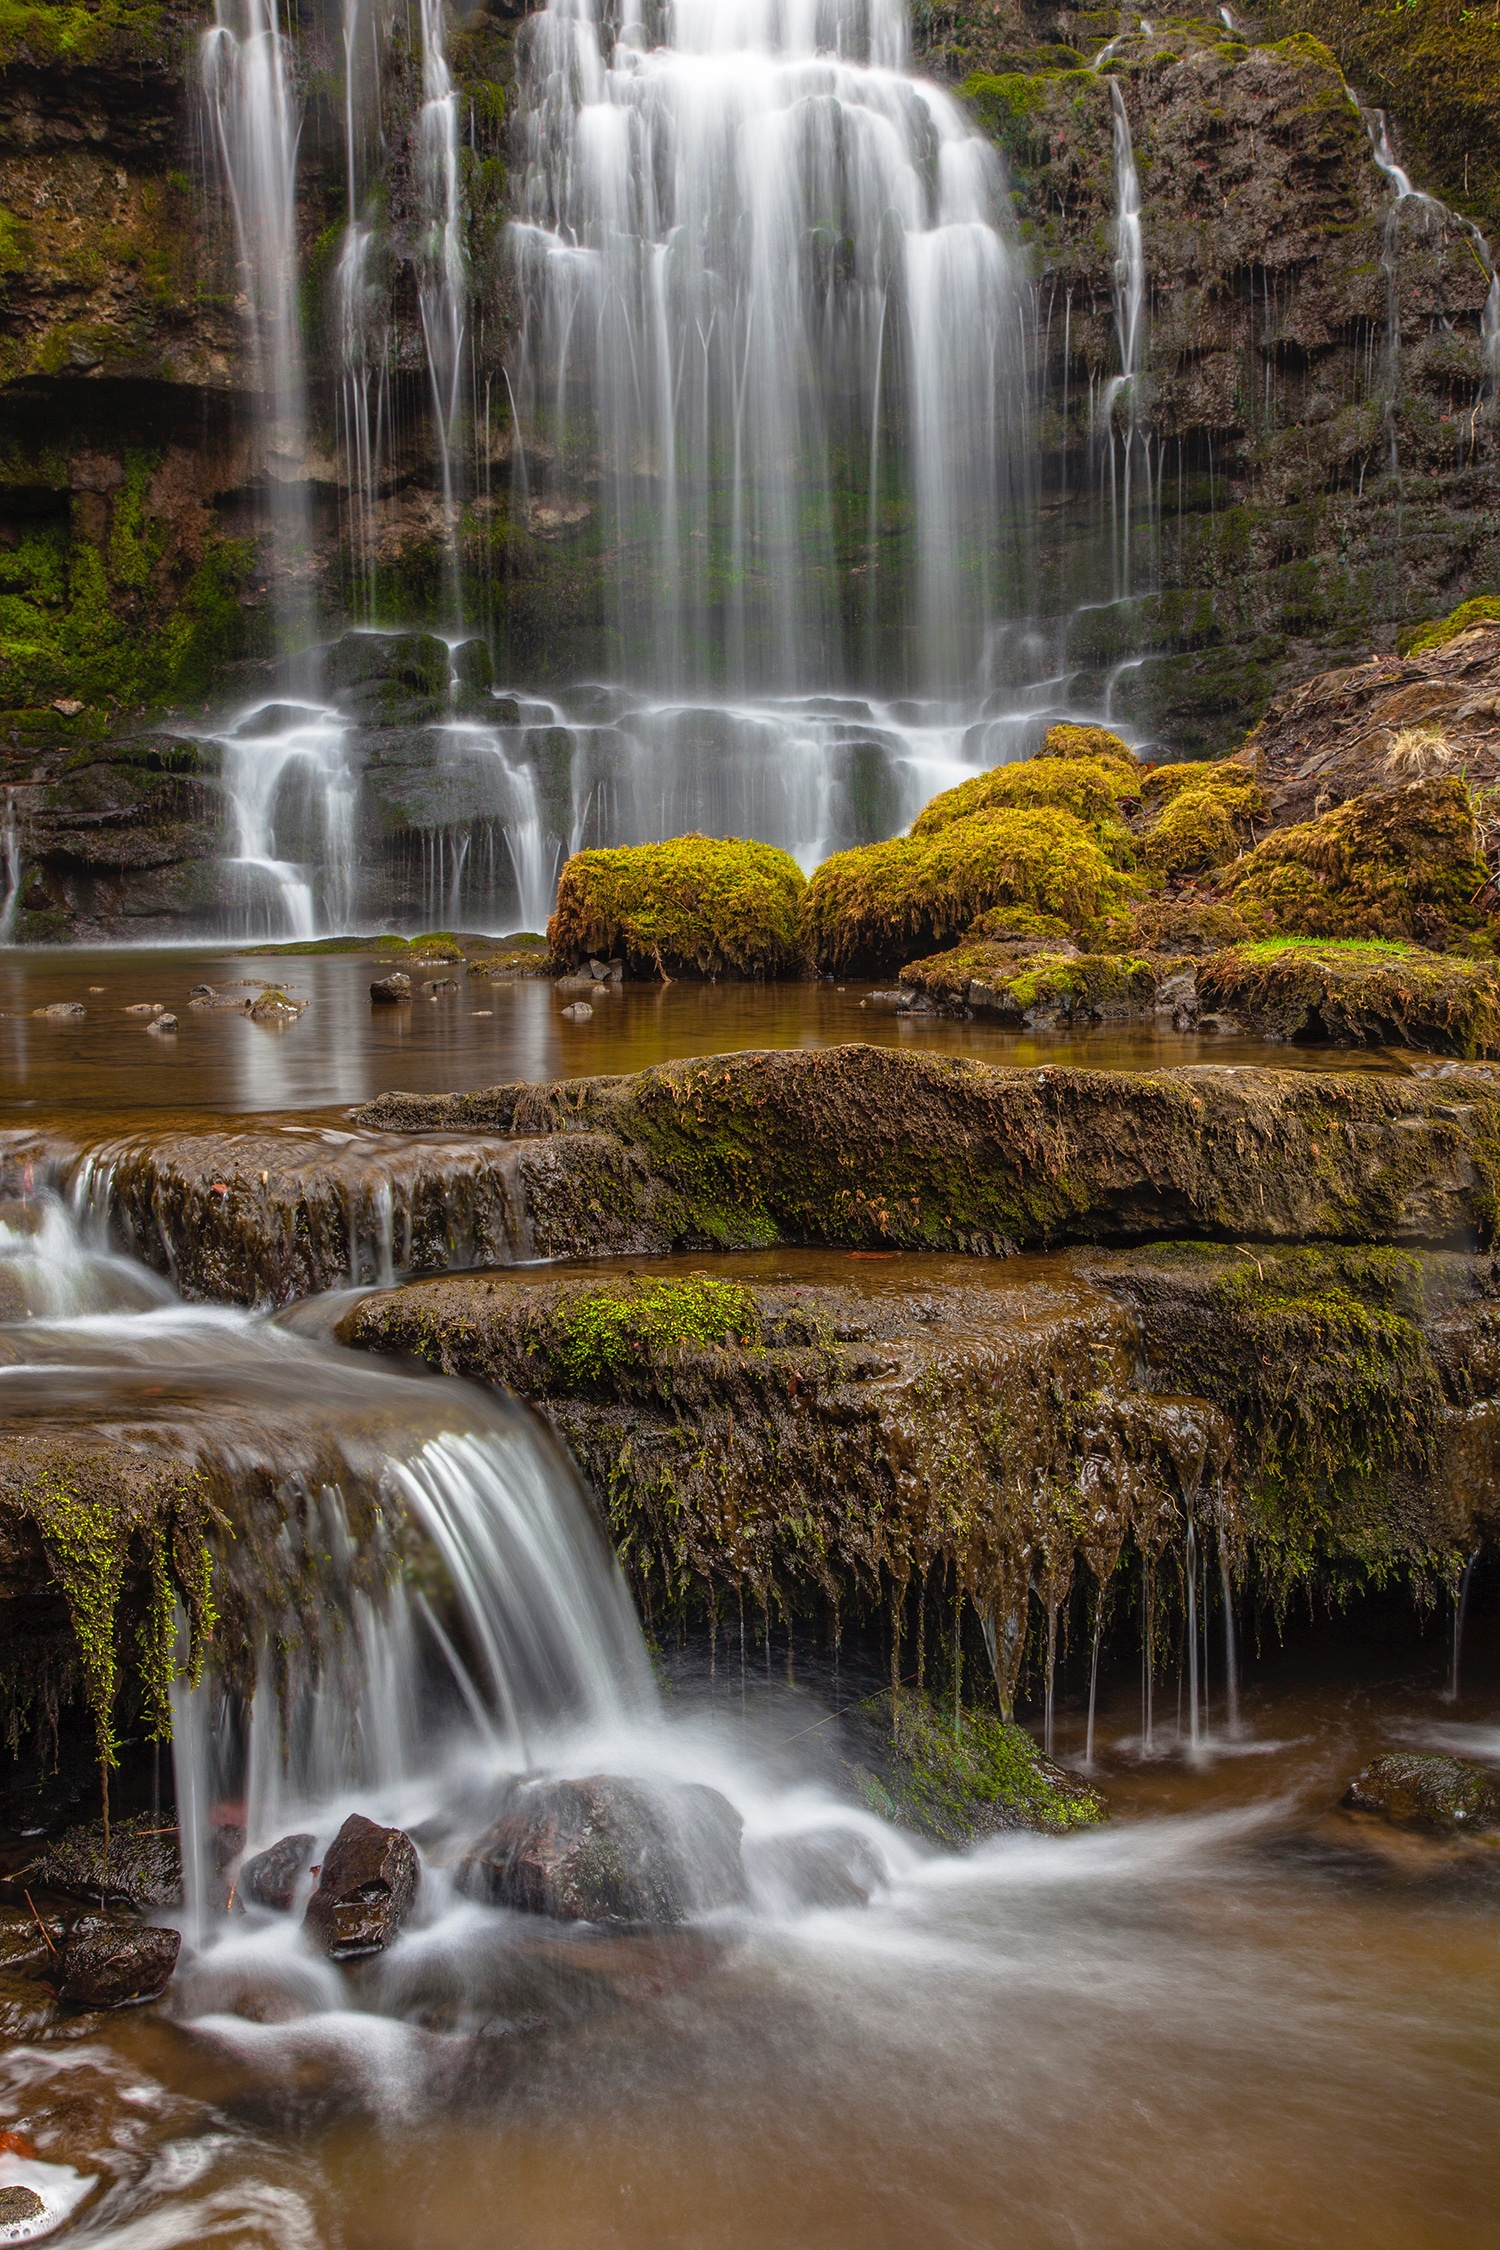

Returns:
0,945,1416,1126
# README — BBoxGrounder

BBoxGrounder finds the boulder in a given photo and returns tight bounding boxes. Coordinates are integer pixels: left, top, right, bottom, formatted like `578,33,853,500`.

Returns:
422,976,459,996
457,1773,746,1925
369,972,412,1005
1342,1752,1500,1833
239,1831,316,1912
246,989,304,1023
303,1814,420,1959
743,1826,886,1910
560,1001,594,1021
57,1917,180,2009
24,1814,182,1909
146,1013,178,1034
32,1002,85,1020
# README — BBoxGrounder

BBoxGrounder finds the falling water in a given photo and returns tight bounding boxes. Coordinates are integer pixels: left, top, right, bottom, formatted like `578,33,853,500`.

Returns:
1101,76,1146,595
415,0,468,616
508,0,1030,696
1447,1549,1480,1702
1185,1521,1201,1751
201,0,311,644
335,0,392,618
1220,1546,1240,1736
0,786,19,940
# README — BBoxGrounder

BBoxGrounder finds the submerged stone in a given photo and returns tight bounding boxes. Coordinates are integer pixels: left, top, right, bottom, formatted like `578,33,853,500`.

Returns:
58,1917,180,2009
1342,1753,1500,1833
369,972,413,1004
457,1773,746,1926
303,1814,420,1959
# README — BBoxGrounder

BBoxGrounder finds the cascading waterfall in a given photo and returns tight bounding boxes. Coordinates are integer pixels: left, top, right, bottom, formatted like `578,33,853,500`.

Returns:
200,0,311,642
0,786,19,940
508,0,1030,697
1100,76,1146,596
335,0,394,619
416,0,469,615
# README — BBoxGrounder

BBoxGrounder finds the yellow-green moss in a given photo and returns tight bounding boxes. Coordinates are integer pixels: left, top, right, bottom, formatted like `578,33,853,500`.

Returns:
856,1689,1104,1840
550,1277,761,1389
1099,895,1264,954
1225,779,1489,945
1037,721,1139,773
911,755,1141,844
1200,936,1500,1054
549,834,806,979
1398,595,1500,658
899,939,1159,1021
801,807,1135,975
1142,759,1271,877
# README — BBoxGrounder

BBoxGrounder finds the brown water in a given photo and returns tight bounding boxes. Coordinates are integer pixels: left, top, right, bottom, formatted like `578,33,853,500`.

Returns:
1,1664,1497,2249
0,946,1412,1126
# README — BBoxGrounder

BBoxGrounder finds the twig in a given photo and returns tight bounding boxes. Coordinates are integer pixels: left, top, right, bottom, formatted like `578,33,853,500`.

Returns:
1234,1243,1266,1282
22,1890,57,1957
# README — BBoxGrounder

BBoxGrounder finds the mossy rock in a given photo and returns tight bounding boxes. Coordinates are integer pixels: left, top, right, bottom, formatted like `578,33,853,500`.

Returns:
1036,723,1139,775
1224,779,1489,946
1141,759,1271,878
900,940,1160,1022
800,807,1136,975
844,1691,1104,1843
1343,1751,1500,1833
910,754,1142,846
549,833,806,980
1199,937,1500,1055
1398,595,1500,659
1101,895,1264,955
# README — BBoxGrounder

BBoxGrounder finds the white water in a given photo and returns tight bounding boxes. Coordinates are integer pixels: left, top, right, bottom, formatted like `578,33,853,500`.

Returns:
201,0,311,642
1099,77,1146,594
0,785,20,940
334,0,392,621
509,0,1029,697
415,0,468,615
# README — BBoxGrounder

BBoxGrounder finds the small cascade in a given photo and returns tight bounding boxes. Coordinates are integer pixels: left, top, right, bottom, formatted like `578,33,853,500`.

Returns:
1185,1520,1201,1752
1446,1549,1480,1702
214,699,357,937
0,785,19,940
1099,77,1147,597
415,0,468,615
508,0,1030,697
1220,1545,1240,1737
335,0,393,619
200,0,312,645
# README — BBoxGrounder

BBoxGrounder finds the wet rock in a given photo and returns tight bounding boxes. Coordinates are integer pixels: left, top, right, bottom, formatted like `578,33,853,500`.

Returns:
122,1002,160,1016
369,972,412,1005
1342,1752,1500,1833
743,1826,886,1910
146,1013,178,1034
554,974,597,996
1194,1012,1242,1036
422,976,459,996
239,1832,316,1912
457,1773,746,1926
0,2186,45,2228
246,988,304,1023
57,1917,180,2009
560,1001,594,1021
24,1814,182,1909
303,1814,420,1959
188,983,212,998
31,1002,84,1021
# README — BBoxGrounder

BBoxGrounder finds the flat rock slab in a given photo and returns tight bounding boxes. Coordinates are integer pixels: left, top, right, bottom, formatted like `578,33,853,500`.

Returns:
44,1049,1500,1305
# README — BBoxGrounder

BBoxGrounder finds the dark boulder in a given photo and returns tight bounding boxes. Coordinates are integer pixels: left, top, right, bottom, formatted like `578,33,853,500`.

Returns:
457,1773,746,1926
1343,1752,1500,1833
58,1917,180,2009
369,972,412,1005
303,1815,420,1959
25,1814,182,1909
239,1832,317,1913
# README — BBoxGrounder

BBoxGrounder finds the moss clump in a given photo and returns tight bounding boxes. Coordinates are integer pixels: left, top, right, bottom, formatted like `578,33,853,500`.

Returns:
900,940,1159,1022
801,808,1135,975
1398,595,1500,658
0,0,171,69
1200,937,1500,1054
1141,759,1270,877
1036,722,1139,774
1099,895,1263,955
910,755,1142,844
1225,779,1489,946
549,1277,761,1390
849,1690,1104,1842
549,834,806,980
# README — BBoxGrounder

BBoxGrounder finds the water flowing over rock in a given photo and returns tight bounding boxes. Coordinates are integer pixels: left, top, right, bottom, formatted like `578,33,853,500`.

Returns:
457,1774,746,1926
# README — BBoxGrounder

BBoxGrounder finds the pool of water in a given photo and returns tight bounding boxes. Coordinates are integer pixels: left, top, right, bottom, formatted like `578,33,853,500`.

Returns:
0,946,1411,1126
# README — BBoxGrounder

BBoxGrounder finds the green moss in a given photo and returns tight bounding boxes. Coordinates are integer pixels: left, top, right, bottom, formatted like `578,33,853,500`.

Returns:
861,1689,1104,1842
0,0,169,69
549,833,807,979
911,755,1142,845
1141,759,1270,877
899,939,1160,1021
549,1277,761,1390
802,807,1137,975
1225,778,1489,946
1199,936,1500,1054
1099,896,1263,954
1398,594,1500,657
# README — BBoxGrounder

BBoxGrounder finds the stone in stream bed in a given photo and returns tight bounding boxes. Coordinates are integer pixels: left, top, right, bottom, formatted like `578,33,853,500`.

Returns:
31,1002,84,1020
560,1000,593,1021
239,1832,317,1912
457,1774,746,1925
303,1815,420,1959
369,972,412,1004
57,1917,181,2009
1342,1752,1500,1833
743,1827,887,1910
23,1814,182,1908
0,2186,46,2229
145,1013,177,1034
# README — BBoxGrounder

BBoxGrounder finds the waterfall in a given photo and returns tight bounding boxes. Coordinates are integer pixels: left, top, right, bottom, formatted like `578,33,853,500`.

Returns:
335,0,392,620
1100,76,1145,595
416,0,468,618
201,0,312,647
0,787,19,940
507,0,1030,696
